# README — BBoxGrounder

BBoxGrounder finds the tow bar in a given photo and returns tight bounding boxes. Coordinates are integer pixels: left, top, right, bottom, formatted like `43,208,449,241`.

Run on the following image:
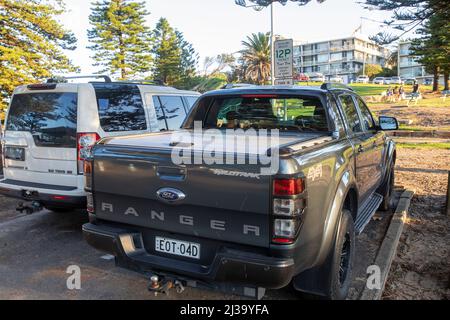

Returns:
16,201,43,215
148,274,185,296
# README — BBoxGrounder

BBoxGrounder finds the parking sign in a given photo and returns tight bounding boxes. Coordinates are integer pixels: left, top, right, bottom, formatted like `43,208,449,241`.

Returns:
274,39,294,81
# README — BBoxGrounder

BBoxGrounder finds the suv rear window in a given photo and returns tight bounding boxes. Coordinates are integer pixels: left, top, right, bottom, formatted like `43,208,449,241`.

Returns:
6,93,78,148
94,84,147,132
202,95,329,132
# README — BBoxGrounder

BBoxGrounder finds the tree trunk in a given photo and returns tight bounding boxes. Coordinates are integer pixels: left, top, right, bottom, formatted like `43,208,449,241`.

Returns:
433,66,439,92
444,72,449,91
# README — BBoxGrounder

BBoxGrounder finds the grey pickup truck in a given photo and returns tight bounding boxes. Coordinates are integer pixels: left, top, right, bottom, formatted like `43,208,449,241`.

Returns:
82,83,398,300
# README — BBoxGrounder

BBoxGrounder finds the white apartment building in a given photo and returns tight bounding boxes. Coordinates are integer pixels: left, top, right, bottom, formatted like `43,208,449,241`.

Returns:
398,41,431,81
293,35,390,84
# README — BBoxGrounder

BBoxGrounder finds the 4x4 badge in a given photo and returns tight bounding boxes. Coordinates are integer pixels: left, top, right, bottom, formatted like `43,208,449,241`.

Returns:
157,188,186,204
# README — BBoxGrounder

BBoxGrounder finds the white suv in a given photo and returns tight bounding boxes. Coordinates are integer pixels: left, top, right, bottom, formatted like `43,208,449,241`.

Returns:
356,75,370,84
0,76,200,212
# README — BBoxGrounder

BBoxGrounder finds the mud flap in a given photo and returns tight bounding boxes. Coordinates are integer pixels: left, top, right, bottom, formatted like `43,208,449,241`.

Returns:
292,248,334,297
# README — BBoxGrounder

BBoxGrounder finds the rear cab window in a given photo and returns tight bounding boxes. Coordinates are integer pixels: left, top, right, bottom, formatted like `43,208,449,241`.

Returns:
93,84,147,132
198,95,330,132
6,92,78,148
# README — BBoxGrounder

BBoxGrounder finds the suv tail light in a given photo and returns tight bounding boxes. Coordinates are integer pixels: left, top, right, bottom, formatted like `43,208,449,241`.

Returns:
77,133,100,174
272,177,306,245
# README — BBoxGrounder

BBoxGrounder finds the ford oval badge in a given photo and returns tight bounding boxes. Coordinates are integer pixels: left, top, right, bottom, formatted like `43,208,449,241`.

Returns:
157,188,186,204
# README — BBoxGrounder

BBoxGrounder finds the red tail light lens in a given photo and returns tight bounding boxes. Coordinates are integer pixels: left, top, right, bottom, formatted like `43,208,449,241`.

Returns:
77,133,100,174
273,178,305,196
77,133,100,161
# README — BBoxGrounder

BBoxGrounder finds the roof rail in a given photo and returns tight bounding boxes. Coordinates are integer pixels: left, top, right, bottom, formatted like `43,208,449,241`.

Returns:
221,83,255,89
114,79,165,86
320,83,354,92
46,75,112,83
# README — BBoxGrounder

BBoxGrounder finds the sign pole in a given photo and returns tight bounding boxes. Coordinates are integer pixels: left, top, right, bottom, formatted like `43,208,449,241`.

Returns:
271,2,275,85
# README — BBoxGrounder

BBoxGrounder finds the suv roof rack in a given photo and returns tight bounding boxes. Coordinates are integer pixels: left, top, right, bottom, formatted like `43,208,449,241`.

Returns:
320,83,354,92
114,79,165,86
46,75,112,83
221,83,255,89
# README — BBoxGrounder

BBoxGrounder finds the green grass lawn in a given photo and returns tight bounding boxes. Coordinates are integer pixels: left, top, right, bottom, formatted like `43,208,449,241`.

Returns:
397,142,450,150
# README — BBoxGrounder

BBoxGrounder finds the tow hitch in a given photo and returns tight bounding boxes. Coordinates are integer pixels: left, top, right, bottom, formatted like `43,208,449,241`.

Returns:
148,274,185,296
16,201,43,215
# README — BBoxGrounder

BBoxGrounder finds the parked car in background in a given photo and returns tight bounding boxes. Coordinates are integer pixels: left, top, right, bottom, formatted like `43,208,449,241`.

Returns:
308,73,326,83
294,73,310,82
356,75,370,84
404,78,417,85
383,78,392,85
389,76,403,85
0,75,200,212
329,76,344,83
373,77,386,85
83,83,399,300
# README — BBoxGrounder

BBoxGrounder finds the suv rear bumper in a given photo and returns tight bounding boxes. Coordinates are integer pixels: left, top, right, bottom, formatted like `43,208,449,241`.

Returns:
0,178,86,208
83,222,296,289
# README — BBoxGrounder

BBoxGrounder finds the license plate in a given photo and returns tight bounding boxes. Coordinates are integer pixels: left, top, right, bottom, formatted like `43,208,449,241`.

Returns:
5,147,25,161
155,237,201,260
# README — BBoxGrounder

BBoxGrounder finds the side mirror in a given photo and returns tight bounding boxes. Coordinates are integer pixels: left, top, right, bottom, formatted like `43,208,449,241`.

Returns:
379,116,399,131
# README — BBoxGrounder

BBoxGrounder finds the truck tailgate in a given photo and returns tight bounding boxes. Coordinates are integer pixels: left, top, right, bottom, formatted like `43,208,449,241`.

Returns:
92,131,322,248
92,138,274,247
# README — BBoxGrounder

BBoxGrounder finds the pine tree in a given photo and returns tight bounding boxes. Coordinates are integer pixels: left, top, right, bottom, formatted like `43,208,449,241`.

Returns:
88,0,153,80
0,0,77,113
363,0,450,44
410,13,450,91
175,30,199,89
152,18,198,87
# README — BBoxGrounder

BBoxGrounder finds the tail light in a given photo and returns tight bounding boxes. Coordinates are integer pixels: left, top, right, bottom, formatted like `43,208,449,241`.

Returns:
77,133,100,174
272,177,306,245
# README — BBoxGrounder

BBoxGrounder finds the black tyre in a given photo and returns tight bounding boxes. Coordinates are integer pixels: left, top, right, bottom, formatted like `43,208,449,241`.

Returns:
327,209,355,300
380,168,395,212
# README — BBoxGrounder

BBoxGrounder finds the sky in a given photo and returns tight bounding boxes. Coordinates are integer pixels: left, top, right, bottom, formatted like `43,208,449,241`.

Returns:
59,0,399,75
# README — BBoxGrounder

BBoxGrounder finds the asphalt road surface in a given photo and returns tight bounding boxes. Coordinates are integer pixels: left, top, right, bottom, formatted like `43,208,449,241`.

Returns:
0,192,399,300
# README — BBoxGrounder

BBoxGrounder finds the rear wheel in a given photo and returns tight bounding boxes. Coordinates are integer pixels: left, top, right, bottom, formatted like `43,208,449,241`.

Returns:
327,209,355,300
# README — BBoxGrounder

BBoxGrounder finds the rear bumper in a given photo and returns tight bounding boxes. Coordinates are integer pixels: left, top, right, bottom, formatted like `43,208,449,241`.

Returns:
0,178,86,208
83,222,296,289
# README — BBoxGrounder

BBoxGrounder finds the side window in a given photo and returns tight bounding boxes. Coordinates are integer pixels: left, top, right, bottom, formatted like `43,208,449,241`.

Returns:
158,96,187,131
356,97,377,131
338,95,362,133
94,84,147,132
185,96,199,109
152,96,168,131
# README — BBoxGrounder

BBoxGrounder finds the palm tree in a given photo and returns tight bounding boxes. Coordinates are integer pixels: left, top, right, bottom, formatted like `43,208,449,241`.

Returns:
241,32,271,85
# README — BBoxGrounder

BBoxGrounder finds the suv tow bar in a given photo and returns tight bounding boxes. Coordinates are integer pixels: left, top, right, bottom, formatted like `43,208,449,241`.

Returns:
148,275,185,296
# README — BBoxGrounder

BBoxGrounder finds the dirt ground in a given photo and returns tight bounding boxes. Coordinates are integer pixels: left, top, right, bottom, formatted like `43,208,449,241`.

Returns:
370,105,450,129
383,146,450,300
367,92,450,130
